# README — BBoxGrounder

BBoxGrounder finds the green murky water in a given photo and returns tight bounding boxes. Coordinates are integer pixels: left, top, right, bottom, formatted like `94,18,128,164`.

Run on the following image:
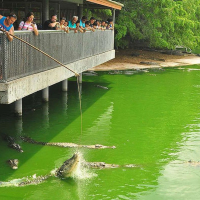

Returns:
0,66,200,199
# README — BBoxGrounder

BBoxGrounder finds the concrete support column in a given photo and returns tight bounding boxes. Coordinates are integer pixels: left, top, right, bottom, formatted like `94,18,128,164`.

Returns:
42,0,49,25
14,99,22,116
62,79,68,91
78,73,82,83
25,2,29,15
42,87,49,102
77,4,83,20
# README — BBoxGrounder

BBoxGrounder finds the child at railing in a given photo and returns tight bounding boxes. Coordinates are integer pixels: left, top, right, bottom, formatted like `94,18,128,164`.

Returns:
76,20,84,33
56,17,69,33
84,21,95,32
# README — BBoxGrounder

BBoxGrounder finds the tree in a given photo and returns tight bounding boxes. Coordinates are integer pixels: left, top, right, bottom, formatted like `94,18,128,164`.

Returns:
115,0,200,50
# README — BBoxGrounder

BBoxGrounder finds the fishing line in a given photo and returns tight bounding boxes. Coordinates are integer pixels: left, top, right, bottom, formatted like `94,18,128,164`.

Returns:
76,77,83,149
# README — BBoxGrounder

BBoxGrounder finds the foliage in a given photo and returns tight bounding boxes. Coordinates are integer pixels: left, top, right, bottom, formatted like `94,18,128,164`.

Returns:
83,9,112,21
115,0,200,49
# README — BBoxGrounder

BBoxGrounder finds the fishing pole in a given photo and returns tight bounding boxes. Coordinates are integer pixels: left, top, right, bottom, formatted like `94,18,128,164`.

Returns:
0,29,79,77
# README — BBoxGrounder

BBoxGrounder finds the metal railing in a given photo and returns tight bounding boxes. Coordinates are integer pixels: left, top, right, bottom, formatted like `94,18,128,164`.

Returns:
0,30,114,82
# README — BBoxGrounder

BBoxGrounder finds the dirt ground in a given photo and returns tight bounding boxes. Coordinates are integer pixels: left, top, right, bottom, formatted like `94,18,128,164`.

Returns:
91,49,200,71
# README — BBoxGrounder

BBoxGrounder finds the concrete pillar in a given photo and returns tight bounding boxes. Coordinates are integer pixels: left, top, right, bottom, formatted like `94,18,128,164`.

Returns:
78,73,82,83
14,99,22,116
42,87,49,102
58,3,60,21
86,2,89,19
42,0,49,25
25,2,29,15
62,79,68,91
77,4,83,20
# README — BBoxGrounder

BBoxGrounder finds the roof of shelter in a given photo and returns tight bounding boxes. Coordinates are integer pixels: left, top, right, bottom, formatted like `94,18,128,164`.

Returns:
86,0,124,10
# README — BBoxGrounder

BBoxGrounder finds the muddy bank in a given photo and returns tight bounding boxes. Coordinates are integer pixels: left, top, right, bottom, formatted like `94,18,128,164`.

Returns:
91,49,200,71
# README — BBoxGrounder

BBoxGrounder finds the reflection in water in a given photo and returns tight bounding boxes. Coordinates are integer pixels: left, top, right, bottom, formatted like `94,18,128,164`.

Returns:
42,102,49,129
62,92,68,116
14,117,23,136
85,102,114,137
139,119,200,200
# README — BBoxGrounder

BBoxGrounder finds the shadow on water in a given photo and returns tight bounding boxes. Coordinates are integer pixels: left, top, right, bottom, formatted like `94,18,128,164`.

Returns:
0,72,111,181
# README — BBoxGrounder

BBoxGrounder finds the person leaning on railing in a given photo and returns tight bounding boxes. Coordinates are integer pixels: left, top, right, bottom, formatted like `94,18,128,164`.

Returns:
107,18,114,30
0,13,17,42
18,12,39,36
80,16,87,31
84,21,95,32
101,20,107,30
68,16,78,33
76,20,84,33
43,14,58,30
56,17,69,33
89,17,95,28
64,20,69,33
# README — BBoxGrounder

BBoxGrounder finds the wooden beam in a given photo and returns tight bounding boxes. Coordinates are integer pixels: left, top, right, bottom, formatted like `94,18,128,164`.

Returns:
86,0,122,10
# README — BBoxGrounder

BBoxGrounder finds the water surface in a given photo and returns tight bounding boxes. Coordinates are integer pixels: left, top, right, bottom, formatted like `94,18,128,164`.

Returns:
0,66,200,199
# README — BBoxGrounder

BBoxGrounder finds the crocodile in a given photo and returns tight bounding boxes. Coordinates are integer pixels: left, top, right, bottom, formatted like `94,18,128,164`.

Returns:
7,159,19,169
20,136,116,149
2,153,136,187
83,162,136,169
2,134,23,153
1,153,80,187
55,153,80,177
186,160,200,166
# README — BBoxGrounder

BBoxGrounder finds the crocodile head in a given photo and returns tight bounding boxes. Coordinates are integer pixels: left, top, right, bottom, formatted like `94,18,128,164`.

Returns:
7,159,19,169
55,153,80,178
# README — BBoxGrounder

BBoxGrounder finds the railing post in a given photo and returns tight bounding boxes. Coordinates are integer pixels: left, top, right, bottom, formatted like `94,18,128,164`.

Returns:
42,87,49,102
112,8,116,24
